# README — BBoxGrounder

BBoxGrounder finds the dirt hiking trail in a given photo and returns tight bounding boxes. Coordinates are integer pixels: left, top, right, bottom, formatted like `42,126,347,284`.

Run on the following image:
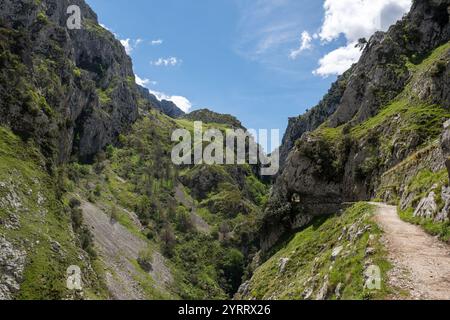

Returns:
372,203,450,300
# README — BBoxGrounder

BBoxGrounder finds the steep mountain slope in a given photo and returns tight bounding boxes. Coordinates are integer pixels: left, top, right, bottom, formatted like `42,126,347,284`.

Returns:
238,0,450,300
237,203,392,300
0,0,141,164
279,68,353,168
0,127,107,299
261,0,450,252
1,0,449,301
67,109,268,299
137,85,185,119
0,0,268,300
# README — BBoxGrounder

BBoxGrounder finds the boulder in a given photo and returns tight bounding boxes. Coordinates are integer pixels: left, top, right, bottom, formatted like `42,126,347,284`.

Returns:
441,120,450,179
413,192,438,219
436,186,450,221
278,258,290,274
331,246,343,261
0,237,26,300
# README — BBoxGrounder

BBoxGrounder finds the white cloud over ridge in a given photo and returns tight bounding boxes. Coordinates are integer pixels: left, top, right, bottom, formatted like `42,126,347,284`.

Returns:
120,38,143,55
135,75,157,87
150,90,192,113
135,76,192,113
313,0,412,77
319,0,412,43
313,43,361,77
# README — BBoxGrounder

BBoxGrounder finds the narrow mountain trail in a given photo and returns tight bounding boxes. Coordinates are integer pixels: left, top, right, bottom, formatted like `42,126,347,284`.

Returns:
371,203,450,300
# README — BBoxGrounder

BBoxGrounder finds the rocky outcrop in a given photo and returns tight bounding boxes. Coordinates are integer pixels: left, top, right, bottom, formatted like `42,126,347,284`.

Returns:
439,120,450,221
414,191,438,219
280,68,353,167
0,236,26,300
437,186,450,221
137,85,185,118
0,0,139,163
328,0,450,128
441,119,450,178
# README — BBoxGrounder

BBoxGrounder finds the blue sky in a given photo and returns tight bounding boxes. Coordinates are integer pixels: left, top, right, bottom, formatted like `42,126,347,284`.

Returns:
86,0,411,146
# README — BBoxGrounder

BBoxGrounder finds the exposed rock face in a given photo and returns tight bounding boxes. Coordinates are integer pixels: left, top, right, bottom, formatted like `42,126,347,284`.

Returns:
437,186,450,221
137,85,185,118
0,0,139,163
441,120,450,178
439,121,450,221
0,236,26,300
261,0,450,251
278,258,289,274
280,68,353,167
414,192,438,219
328,0,450,128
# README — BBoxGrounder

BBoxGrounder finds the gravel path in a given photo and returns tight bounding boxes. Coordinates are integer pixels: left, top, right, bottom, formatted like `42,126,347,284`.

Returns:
372,203,450,300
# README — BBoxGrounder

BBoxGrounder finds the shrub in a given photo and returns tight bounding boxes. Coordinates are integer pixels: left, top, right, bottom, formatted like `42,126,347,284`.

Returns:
219,248,245,295
160,225,176,257
110,206,119,223
430,60,446,77
94,184,102,197
176,207,193,233
137,249,153,272
69,197,81,209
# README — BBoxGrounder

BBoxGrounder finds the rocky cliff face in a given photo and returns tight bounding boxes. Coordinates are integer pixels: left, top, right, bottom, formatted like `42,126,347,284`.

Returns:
0,0,139,163
261,0,450,251
329,0,450,128
280,68,353,168
137,85,185,118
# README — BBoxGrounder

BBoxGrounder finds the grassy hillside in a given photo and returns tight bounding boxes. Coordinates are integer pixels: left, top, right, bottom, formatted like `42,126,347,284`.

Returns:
0,126,107,299
65,110,268,299
238,203,392,300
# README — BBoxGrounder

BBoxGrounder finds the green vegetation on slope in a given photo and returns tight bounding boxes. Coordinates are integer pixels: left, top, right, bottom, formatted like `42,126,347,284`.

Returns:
398,168,450,242
240,203,391,300
0,127,107,300
68,109,268,299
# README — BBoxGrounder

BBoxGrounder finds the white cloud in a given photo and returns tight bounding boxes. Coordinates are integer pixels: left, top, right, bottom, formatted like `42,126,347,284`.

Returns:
120,39,132,54
319,0,411,43
151,39,163,45
135,75,157,87
151,57,182,67
313,42,361,77
289,31,312,60
120,38,143,55
99,23,112,32
312,0,412,77
150,90,192,113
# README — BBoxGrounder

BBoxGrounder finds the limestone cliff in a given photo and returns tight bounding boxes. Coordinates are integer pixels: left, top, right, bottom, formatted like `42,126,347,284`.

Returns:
137,85,185,119
0,0,139,164
261,0,450,251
